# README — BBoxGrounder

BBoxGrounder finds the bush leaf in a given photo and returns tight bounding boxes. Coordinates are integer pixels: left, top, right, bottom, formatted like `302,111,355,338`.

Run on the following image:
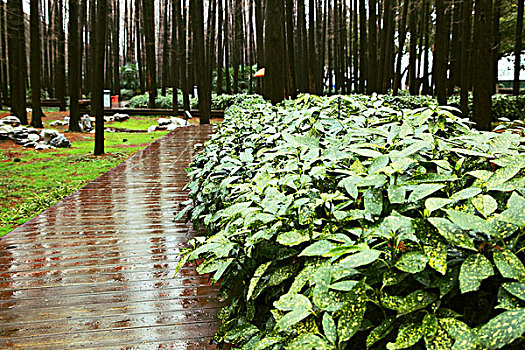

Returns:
459,254,494,294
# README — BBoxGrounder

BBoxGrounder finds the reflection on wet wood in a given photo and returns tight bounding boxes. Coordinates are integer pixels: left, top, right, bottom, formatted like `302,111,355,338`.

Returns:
0,126,221,349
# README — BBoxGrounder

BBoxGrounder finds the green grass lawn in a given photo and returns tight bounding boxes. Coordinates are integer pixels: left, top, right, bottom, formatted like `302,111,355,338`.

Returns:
0,117,169,237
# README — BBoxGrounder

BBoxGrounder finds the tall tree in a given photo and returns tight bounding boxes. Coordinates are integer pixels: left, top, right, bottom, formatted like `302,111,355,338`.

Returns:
408,0,418,95
308,0,316,93
142,0,157,107
0,2,7,107
514,0,524,96
68,0,81,131
394,0,410,95
263,0,285,103
367,0,378,93
472,0,493,131
172,0,180,115
359,0,367,93
217,0,224,94
190,0,211,123
55,0,66,111
434,0,449,105
93,0,108,155
30,0,44,128
285,0,296,97
7,0,27,124
460,0,473,115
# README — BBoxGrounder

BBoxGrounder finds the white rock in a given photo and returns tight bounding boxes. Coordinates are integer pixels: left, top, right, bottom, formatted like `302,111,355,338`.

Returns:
157,118,171,126
170,117,189,126
40,129,60,143
27,134,40,142
0,116,21,126
35,142,51,150
147,125,157,133
166,124,177,131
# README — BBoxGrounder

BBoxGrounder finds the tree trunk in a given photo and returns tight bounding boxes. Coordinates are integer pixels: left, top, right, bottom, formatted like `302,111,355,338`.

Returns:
217,0,224,94
492,0,500,94
367,0,378,93
93,0,107,155
434,0,449,105
286,0,296,97
113,0,120,96
308,0,316,93
172,0,179,113
460,0,473,114
0,2,8,106
224,0,231,94
55,0,66,111
7,0,27,124
135,0,145,93
421,2,431,95
142,0,157,107
473,0,493,130
30,0,44,128
352,0,358,92
254,0,263,93
161,0,169,96
393,0,409,95
408,0,418,95
263,0,285,103
514,0,523,96
359,0,367,93
68,0,81,131
190,0,210,124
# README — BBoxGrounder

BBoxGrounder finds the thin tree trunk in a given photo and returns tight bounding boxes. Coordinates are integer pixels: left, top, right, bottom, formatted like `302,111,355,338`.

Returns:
254,0,263,93
434,0,449,104
113,0,120,96
473,0,492,130
264,0,284,103
135,0,145,93
217,0,224,94
359,0,367,93
142,0,157,107
460,0,473,114
224,0,231,94
0,2,8,106
55,0,66,111
514,0,523,96
421,2,431,95
492,0,500,94
408,0,418,94
161,0,169,96
368,0,378,93
68,0,81,131
7,0,27,124
285,0,296,97
172,0,179,113
393,0,409,95
94,0,108,155
30,0,44,127
190,0,210,123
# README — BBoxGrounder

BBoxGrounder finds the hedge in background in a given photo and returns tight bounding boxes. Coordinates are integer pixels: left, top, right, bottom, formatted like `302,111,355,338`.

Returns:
177,94,525,349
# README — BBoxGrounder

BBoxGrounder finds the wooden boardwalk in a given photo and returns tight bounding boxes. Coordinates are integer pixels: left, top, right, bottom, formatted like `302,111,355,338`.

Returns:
0,125,221,349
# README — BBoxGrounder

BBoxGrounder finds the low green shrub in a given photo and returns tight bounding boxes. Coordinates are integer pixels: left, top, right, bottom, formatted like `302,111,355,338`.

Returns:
178,94,525,349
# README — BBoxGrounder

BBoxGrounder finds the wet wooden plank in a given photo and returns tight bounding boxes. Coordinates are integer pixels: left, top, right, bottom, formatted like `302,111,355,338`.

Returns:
0,126,220,349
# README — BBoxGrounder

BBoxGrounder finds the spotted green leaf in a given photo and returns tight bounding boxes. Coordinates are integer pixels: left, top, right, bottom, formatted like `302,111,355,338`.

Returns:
502,282,525,302
386,323,423,350
486,166,521,190
422,314,438,338
472,195,498,217
424,324,454,349
459,254,494,294
277,230,310,246
285,333,331,350
364,188,383,216
382,290,438,314
329,280,358,291
322,313,337,344
275,308,312,332
366,316,396,349
247,262,272,300
274,293,312,311
408,184,446,203
445,209,496,236
339,249,382,268
439,318,479,350
424,241,448,275
299,240,338,257
498,192,525,228
389,185,406,204
425,197,453,213
254,336,284,350
493,250,525,283
337,280,368,342
477,308,525,349
449,187,483,202
428,217,476,251
395,251,429,273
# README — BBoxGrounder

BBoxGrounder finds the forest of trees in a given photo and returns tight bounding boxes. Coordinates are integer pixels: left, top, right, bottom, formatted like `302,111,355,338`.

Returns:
1,0,525,135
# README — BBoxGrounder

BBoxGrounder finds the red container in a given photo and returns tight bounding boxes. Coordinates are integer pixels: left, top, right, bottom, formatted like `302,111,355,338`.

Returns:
111,95,119,108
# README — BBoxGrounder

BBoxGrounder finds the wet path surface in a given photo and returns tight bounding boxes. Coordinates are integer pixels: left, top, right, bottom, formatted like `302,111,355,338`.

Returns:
0,126,220,349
